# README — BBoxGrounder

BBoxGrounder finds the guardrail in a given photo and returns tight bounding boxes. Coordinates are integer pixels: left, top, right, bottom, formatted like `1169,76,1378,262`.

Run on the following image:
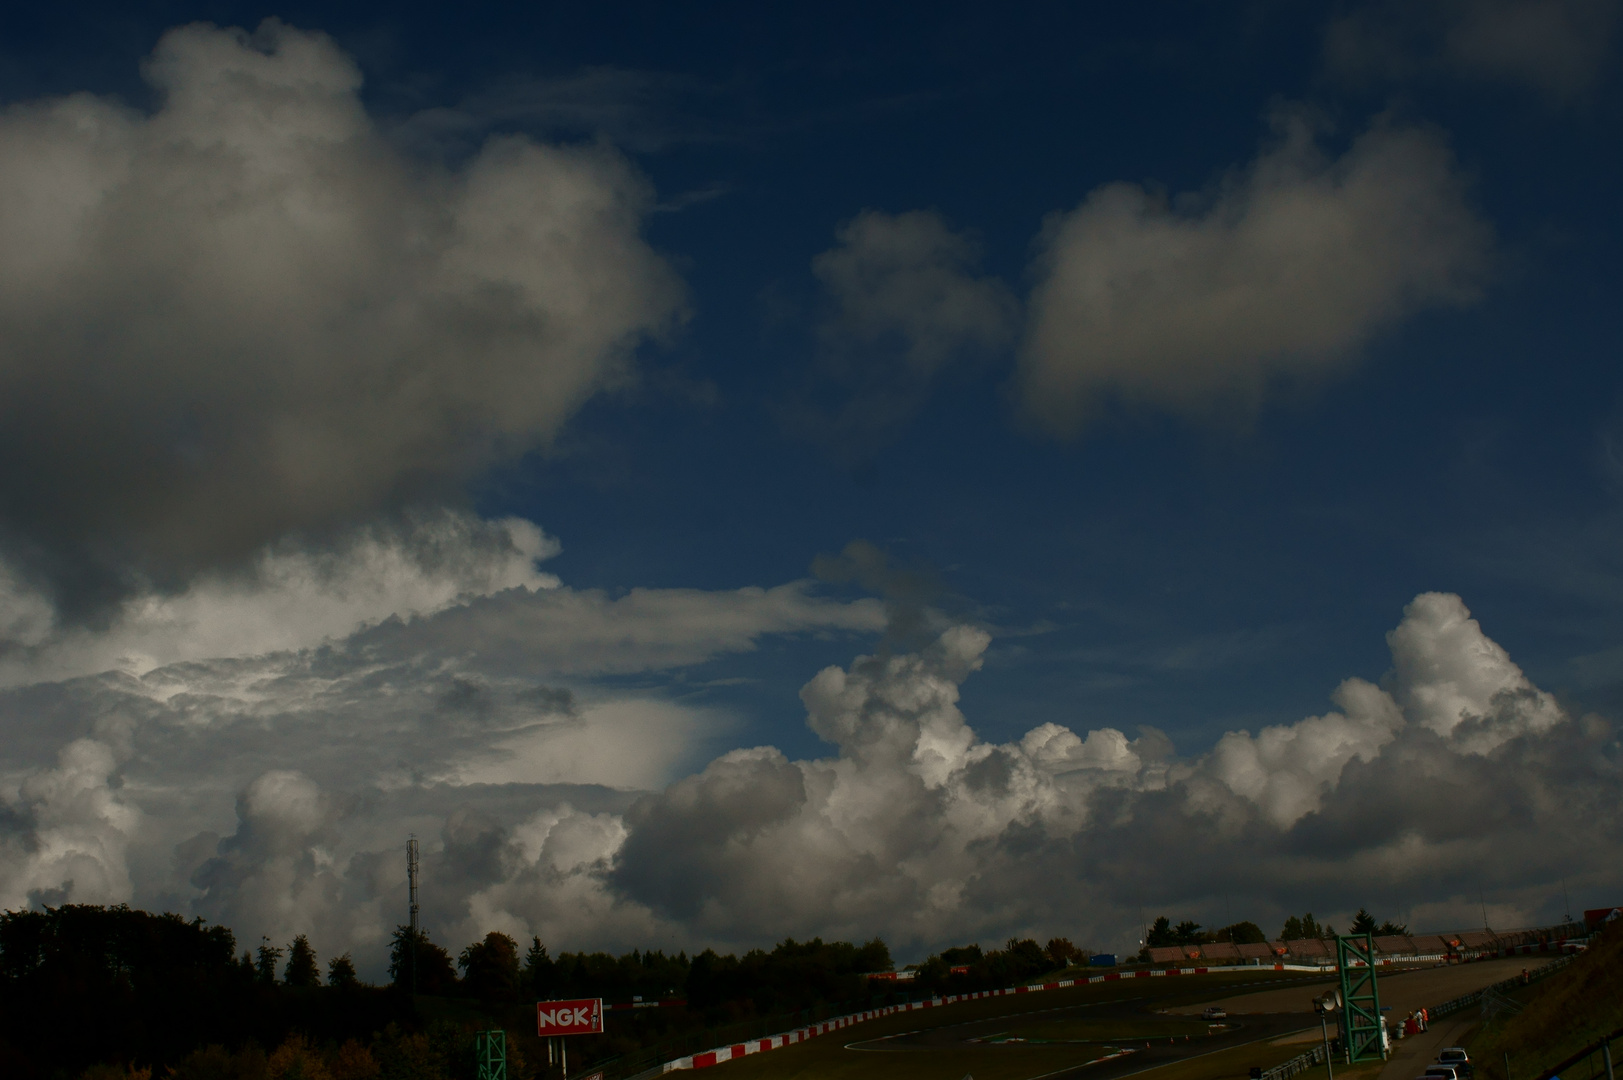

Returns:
1260,1041,1327,1080
1429,953,1576,1020
1270,948,1580,1077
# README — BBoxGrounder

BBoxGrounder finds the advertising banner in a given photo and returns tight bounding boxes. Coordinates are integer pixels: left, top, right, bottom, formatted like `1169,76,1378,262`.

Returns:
537,998,603,1036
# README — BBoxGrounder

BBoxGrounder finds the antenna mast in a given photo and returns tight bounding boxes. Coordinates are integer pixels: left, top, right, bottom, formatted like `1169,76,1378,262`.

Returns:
408,836,420,934
408,836,420,994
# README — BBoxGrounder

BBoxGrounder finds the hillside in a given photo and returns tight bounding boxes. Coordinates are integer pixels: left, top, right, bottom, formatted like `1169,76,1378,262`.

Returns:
1468,923,1623,1079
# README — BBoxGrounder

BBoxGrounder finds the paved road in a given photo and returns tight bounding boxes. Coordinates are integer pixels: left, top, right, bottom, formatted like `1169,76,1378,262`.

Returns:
1169,957,1550,1018
1377,1015,1475,1080
846,994,1319,1080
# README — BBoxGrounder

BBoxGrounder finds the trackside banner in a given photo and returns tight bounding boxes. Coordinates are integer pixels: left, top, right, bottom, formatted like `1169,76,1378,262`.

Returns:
537,998,603,1036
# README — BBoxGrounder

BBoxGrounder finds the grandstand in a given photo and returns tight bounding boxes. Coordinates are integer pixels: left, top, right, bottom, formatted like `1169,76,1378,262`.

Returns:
1141,922,1585,966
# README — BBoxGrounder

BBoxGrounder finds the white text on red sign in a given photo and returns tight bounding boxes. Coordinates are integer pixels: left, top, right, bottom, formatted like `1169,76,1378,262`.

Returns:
536,998,603,1036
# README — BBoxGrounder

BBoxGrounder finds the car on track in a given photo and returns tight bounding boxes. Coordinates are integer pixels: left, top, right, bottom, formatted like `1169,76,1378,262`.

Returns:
1202,1006,1228,1020
1426,1065,1463,1080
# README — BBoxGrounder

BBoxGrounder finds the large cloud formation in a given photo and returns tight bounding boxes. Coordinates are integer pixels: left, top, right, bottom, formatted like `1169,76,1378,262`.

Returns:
1018,112,1491,433
0,516,884,959
610,592,1605,948
0,20,682,604
806,113,1494,440
3,582,1614,972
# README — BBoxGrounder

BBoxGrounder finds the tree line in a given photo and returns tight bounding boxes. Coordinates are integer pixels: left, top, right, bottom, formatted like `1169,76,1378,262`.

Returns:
905,937,1089,995
0,904,404,1080
1139,907,1411,956
387,923,894,1015
0,904,1127,1079
0,905,923,1080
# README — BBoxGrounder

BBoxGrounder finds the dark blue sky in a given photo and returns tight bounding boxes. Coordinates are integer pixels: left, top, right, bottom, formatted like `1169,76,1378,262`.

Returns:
3,0,1622,959
4,0,1620,762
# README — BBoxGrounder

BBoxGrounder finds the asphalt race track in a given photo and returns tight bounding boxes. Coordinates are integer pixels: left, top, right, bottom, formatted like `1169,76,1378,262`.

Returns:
844,993,1320,1080
711,960,1552,1080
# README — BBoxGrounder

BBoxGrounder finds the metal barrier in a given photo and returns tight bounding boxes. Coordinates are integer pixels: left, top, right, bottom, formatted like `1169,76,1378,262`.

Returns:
1264,948,1581,1079
1260,1042,1327,1080
1429,954,1576,1020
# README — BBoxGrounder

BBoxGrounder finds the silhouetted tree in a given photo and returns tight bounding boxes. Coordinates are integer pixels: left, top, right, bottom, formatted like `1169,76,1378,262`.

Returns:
1045,938,1080,966
1173,920,1203,945
1145,916,1176,947
856,937,892,973
1281,912,1330,940
1006,938,1047,969
255,938,283,985
1217,921,1266,945
388,926,456,995
285,934,320,987
327,952,360,989
459,931,520,1001
524,937,556,998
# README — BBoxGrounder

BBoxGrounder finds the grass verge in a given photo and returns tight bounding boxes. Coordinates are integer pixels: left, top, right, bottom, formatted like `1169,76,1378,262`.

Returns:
1466,924,1623,1080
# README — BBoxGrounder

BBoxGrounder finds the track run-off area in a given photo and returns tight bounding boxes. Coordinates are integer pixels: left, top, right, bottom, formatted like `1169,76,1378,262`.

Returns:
690,957,1550,1080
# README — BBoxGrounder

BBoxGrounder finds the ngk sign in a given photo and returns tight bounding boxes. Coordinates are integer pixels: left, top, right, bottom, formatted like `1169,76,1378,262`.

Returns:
537,998,603,1036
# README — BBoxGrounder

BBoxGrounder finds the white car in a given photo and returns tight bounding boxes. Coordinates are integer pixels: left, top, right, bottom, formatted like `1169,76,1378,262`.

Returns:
1439,1049,1474,1079
1203,1006,1228,1020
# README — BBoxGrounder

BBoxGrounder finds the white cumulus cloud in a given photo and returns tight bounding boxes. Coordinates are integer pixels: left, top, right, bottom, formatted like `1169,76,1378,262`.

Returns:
1,583,1613,973
0,512,561,687
1019,111,1491,433
0,18,683,599
1386,591,1566,752
0,738,140,910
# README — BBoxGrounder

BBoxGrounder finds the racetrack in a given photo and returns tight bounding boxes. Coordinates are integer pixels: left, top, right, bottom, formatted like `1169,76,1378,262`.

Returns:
707,970,1333,1080
1168,956,1553,1017
703,959,1547,1080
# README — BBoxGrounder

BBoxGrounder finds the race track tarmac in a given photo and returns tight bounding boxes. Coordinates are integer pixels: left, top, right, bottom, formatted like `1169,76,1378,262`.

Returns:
846,994,1319,1080
1169,956,1554,1018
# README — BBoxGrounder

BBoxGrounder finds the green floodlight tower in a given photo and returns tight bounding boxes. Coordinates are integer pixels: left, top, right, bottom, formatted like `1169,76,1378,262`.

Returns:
1335,933,1386,1062
475,1029,507,1080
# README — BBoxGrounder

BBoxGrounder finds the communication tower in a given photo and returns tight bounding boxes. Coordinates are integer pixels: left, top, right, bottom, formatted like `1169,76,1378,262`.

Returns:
408,836,420,934
408,836,420,994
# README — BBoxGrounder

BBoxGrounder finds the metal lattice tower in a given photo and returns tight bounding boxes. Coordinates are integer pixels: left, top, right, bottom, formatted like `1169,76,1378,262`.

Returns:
407,836,420,994
1335,933,1386,1062
408,836,420,934
475,1030,507,1080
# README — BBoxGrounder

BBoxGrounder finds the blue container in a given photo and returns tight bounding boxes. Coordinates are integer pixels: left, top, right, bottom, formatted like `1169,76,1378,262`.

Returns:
1088,954,1117,967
